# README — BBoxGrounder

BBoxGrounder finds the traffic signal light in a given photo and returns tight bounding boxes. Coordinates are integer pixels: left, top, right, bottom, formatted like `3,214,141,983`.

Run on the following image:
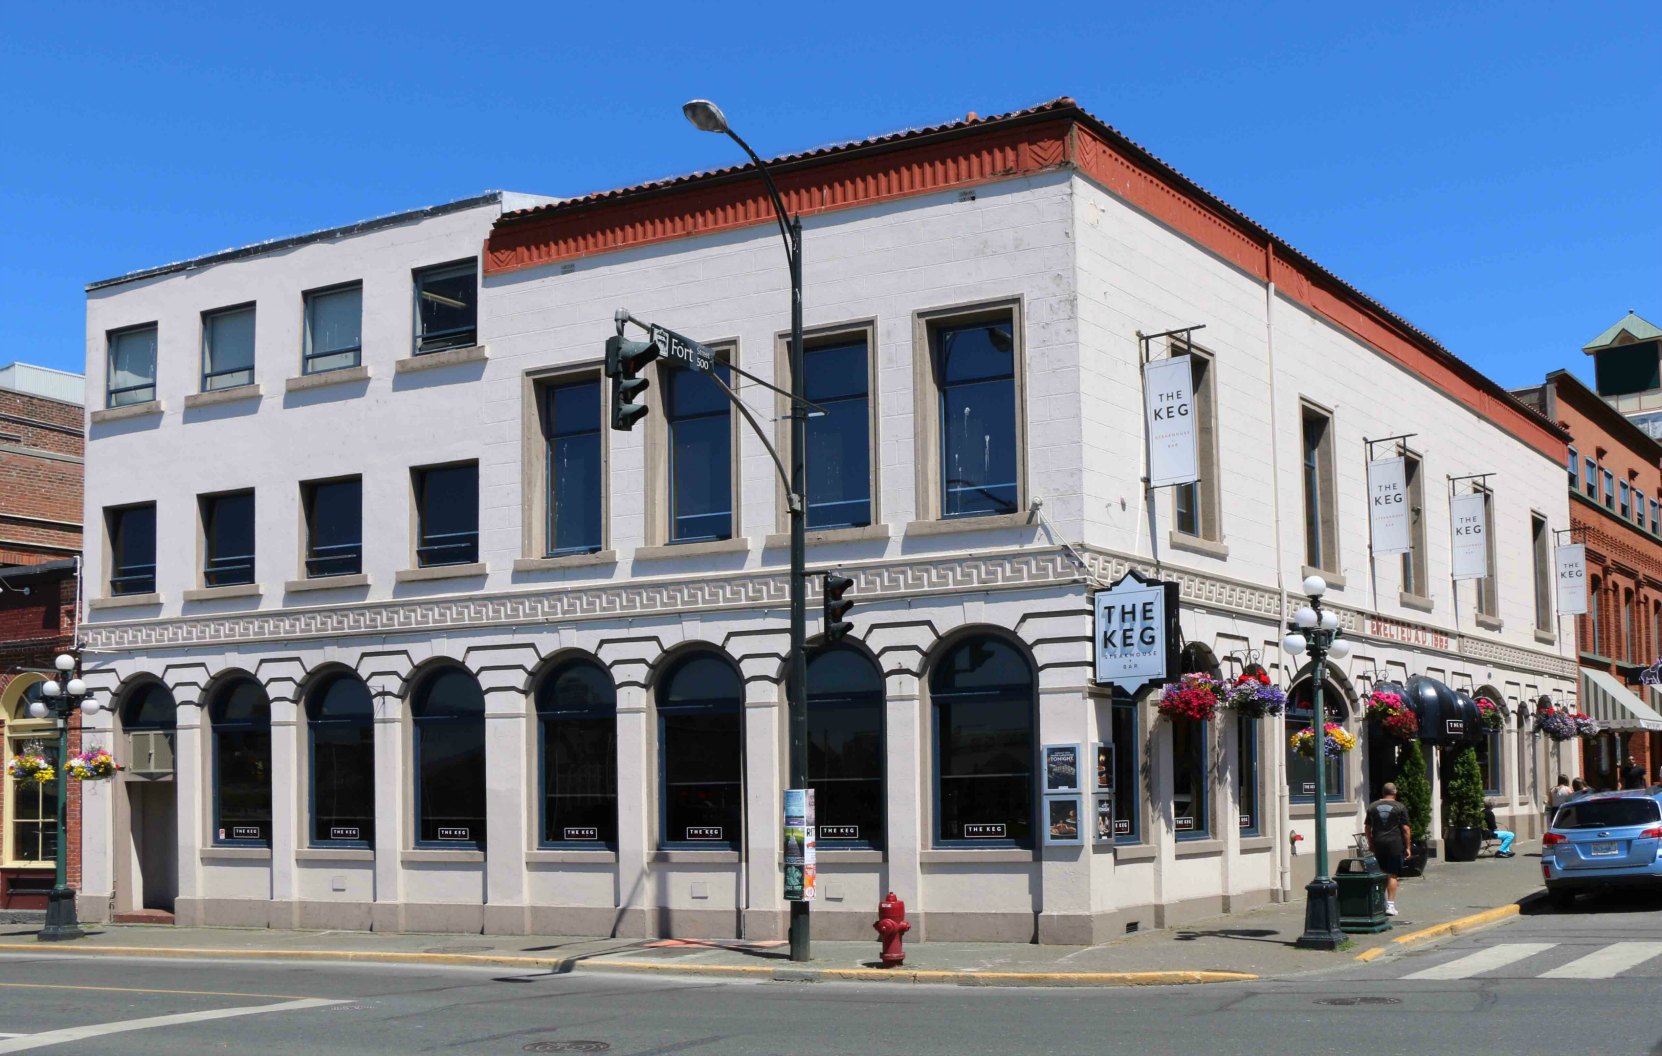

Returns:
605,335,660,431
823,571,854,642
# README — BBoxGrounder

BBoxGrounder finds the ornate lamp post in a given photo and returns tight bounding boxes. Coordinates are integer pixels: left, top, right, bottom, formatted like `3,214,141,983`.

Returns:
1281,575,1352,951
28,652,100,941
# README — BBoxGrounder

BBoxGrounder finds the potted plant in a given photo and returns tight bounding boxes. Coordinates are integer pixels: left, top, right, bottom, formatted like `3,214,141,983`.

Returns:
66,748,121,781
1395,739,1433,876
1289,722,1355,759
1156,673,1222,723
1365,690,1419,742
1222,673,1286,719
1442,745,1486,862
6,743,52,785
1534,707,1576,742
1476,699,1505,732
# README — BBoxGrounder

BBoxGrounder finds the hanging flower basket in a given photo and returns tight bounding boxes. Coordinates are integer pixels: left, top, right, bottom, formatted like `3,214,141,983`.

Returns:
1475,699,1505,732
1363,690,1419,742
1534,707,1576,742
1156,673,1224,722
1222,673,1286,719
7,753,53,785
66,748,121,781
1573,713,1601,739
1290,722,1355,760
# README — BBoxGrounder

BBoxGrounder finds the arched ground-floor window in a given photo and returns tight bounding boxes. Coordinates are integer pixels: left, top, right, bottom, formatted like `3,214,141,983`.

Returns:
537,656,617,847
931,634,1034,848
411,666,486,848
657,651,743,850
209,676,271,846
807,645,885,850
308,673,375,846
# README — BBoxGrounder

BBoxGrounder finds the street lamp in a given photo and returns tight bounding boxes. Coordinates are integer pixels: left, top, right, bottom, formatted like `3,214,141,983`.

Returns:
684,98,812,962
1281,575,1349,950
31,652,99,942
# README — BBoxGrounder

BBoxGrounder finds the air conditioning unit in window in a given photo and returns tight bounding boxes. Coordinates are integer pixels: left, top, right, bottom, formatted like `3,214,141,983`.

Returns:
125,730,175,777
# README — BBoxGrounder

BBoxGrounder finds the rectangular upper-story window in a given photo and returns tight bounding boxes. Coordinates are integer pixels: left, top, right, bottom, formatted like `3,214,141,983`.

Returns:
1620,481,1631,518
1531,513,1551,634
1604,469,1616,509
303,476,363,578
1173,347,1221,543
665,353,734,543
1474,488,1499,619
803,334,873,530
413,462,479,567
1401,451,1428,598
1567,445,1577,485
1651,498,1658,535
106,503,156,596
930,314,1019,519
1301,403,1338,573
106,325,157,407
201,305,255,391
303,283,363,374
545,377,603,555
413,260,477,355
200,490,255,587
1584,458,1597,499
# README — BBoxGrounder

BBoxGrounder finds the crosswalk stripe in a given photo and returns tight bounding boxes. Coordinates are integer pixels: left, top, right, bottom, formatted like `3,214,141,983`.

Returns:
1537,942,1662,979
1403,943,1557,980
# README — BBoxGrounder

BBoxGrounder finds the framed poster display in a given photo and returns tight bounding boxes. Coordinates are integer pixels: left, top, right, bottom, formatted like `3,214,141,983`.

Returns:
1043,743,1083,794
1094,742,1114,792
1044,796,1084,846
1093,794,1115,843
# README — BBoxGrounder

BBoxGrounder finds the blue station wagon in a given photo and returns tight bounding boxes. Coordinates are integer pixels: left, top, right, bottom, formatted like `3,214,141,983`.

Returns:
1542,789,1662,908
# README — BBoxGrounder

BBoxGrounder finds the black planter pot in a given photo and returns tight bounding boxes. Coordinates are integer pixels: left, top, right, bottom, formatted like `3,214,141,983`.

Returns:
1400,839,1430,877
1444,826,1483,862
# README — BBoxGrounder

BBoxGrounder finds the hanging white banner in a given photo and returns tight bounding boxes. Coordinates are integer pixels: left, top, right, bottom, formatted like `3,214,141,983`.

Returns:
1450,492,1489,581
1367,457,1411,556
1143,355,1198,488
1555,543,1587,615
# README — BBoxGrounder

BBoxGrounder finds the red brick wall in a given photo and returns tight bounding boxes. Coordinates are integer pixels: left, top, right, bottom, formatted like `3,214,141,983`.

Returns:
0,389,83,566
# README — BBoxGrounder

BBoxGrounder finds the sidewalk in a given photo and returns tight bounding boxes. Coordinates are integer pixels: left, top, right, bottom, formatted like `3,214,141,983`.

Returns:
0,846,1545,987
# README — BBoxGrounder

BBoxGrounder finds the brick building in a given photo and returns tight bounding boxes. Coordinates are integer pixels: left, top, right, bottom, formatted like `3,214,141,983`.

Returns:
0,362,85,912
1514,370,1662,788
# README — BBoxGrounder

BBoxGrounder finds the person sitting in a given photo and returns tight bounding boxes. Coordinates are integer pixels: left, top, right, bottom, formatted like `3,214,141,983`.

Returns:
1482,802,1516,858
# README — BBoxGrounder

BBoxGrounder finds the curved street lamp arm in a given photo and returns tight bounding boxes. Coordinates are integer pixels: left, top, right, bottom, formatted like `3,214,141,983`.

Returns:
724,128,798,264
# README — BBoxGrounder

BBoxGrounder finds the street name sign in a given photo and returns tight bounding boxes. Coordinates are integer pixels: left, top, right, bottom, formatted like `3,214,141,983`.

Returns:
649,324,717,373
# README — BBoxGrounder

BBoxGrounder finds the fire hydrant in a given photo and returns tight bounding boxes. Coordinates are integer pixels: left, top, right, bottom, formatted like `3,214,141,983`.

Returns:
873,891,911,967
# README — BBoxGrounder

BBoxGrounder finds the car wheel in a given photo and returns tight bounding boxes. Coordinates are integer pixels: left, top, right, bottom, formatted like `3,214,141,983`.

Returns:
1548,888,1576,911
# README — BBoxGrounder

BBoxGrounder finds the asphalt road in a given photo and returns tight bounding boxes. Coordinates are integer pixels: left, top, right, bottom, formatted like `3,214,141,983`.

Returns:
3,891,1662,1056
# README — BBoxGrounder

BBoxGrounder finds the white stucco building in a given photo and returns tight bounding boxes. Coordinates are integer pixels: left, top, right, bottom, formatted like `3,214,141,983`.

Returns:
76,100,1577,942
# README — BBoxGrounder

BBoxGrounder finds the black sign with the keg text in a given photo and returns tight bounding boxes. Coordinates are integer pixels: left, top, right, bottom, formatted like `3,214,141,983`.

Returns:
963,823,1007,839
819,825,859,840
562,827,599,841
330,826,361,841
437,827,471,841
686,826,723,841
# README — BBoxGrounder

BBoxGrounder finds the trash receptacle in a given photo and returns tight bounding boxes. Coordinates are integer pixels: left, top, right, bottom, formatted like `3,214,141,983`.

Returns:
1335,855,1391,934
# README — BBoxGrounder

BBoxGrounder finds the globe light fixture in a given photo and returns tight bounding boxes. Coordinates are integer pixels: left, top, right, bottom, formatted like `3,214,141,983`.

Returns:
1327,638,1352,659
28,700,49,719
40,679,61,698
1302,575,1327,597
54,653,76,672
80,697,102,716
1282,632,1308,656
1293,605,1318,629
1319,610,1339,632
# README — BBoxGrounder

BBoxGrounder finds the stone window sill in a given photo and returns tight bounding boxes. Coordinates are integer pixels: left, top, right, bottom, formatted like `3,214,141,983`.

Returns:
395,562,487,583
184,384,261,409
183,583,261,603
1399,591,1434,613
1534,628,1556,646
285,573,370,593
904,511,1035,538
296,848,375,863
634,537,749,561
1112,843,1157,863
764,524,890,549
816,849,886,864
1300,565,1346,591
395,344,488,374
401,850,484,864
918,848,1034,864
89,593,162,611
1168,531,1229,560
1290,801,1356,819
202,846,271,861
285,364,369,392
1239,835,1275,852
513,550,618,573
90,400,163,424
527,849,618,864
1475,613,1504,632
649,850,740,864
1174,838,1224,858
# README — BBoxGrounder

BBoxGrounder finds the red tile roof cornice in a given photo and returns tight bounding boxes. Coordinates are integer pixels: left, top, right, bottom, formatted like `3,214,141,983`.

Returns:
486,98,1566,459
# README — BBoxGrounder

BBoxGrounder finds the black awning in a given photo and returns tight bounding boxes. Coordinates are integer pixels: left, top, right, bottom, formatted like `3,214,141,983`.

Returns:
1403,675,1483,746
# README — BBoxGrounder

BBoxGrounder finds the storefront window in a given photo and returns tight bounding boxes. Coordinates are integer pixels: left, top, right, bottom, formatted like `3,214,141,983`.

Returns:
1477,728,1502,795
807,646,884,850
411,666,486,848
5,681,56,864
308,673,375,846
1287,680,1344,801
537,657,617,847
932,635,1034,847
1112,699,1140,843
658,652,743,849
210,678,270,846
1171,718,1209,837
1238,712,1260,835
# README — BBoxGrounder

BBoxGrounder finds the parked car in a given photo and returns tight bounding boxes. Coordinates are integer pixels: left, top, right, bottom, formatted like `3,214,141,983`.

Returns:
1542,789,1662,909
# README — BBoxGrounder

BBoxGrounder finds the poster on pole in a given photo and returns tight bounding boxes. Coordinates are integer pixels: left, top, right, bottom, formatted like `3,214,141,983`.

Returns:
1143,355,1198,488
783,788,816,902
1366,457,1411,555
1555,543,1587,615
1450,492,1489,581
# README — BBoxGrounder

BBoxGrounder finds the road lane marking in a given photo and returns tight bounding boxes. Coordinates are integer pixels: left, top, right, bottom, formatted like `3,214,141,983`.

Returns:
1402,943,1556,980
0,997,344,1053
1538,942,1662,979
0,982,321,1000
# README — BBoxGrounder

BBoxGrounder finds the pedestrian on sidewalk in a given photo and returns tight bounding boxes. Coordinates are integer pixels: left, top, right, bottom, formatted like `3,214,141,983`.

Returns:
1546,773,1572,829
1621,754,1646,790
1571,777,1588,797
1482,801,1516,857
1365,782,1412,917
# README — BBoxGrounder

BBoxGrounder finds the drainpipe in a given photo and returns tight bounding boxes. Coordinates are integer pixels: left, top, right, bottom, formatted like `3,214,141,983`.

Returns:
1263,243,1293,899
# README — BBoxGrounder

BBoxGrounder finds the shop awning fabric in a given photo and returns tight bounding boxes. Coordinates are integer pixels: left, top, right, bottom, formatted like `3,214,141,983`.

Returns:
1581,668,1662,732
1397,676,1486,746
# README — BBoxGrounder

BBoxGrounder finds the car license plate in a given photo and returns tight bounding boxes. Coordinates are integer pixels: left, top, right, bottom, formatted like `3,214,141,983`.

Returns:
1589,841,1620,857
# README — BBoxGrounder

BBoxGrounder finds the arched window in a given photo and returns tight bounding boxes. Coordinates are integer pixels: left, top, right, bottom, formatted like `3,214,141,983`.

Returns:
1474,690,1504,795
308,673,375,846
657,651,743,849
1589,576,1603,656
807,646,885,850
4,679,56,864
1624,589,1636,662
536,657,617,847
209,678,271,845
1287,678,1344,801
122,681,177,731
931,635,1034,846
411,666,486,847
1172,644,1219,839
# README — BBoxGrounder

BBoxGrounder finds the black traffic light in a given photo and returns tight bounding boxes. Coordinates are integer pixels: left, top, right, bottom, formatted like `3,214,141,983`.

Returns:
605,334,660,431
823,571,854,642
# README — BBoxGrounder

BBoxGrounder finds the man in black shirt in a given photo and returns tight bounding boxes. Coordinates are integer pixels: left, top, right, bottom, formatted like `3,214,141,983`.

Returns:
1365,782,1412,916
1621,754,1646,791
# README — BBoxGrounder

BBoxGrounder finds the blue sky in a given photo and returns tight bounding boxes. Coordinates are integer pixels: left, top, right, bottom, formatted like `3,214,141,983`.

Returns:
4,1,1657,389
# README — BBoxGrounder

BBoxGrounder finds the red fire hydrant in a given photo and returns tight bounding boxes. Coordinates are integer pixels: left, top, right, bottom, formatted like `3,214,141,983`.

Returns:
873,891,911,967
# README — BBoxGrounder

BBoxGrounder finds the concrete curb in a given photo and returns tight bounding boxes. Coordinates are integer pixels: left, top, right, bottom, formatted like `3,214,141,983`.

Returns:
0,942,1257,988
1354,903,1523,962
